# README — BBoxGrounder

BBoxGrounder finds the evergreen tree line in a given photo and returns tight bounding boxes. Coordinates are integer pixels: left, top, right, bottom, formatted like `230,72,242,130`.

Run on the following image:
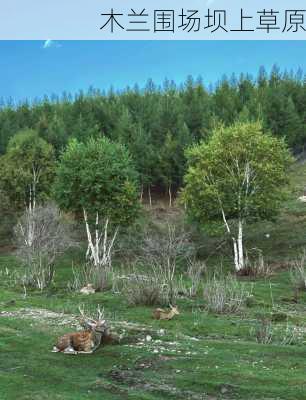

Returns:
0,65,305,199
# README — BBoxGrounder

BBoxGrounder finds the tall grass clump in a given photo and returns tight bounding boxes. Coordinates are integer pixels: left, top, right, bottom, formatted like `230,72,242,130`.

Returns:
290,252,306,291
120,264,177,306
203,274,249,314
240,250,272,278
14,203,74,290
68,262,114,292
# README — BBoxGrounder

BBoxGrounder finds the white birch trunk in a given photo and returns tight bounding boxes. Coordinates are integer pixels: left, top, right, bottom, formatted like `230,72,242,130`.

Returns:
18,163,41,249
221,208,244,272
84,208,99,267
232,238,239,271
27,187,35,247
27,170,38,247
148,186,152,207
83,208,118,269
237,219,244,271
168,185,172,208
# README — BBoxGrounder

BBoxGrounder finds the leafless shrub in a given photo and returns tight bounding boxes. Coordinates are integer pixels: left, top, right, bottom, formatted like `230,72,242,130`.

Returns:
121,272,163,306
118,223,202,304
251,317,273,344
240,249,272,278
14,203,75,290
290,252,306,291
250,318,301,345
176,259,206,298
140,223,195,303
68,263,114,292
120,263,178,306
280,323,301,345
114,223,145,264
0,265,20,288
203,274,249,314
186,259,206,297
141,223,195,267
20,262,56,291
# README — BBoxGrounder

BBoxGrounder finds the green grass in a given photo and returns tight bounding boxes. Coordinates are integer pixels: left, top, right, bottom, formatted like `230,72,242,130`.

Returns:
1,162,306,399
2,285,306,400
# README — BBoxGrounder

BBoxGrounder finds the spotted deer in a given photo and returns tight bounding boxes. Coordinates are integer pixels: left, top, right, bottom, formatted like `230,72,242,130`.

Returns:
53,306,109,354
153,305,180,320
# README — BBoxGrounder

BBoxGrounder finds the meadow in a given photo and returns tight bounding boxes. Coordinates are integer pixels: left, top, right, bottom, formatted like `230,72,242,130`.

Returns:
0,161,306,400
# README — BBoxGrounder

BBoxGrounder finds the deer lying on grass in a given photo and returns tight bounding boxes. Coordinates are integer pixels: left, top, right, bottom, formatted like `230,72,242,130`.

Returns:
153,305,180,320
80,283,96,295
53,306,109,354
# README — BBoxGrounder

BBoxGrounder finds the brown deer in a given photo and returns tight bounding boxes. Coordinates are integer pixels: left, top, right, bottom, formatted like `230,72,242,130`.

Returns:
80,283,96,295
52,306,109,354
153,305,180,320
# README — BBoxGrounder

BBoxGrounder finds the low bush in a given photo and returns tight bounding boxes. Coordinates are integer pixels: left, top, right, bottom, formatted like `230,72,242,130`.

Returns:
120,264,178,306
186,259,206,297
203,274,249,314
68,263,114,292
177,259,206,298
121,273,164,306
290,252,306,291
251,317,273,344
250,317,301,345
14,203,74,290
239,250,272,278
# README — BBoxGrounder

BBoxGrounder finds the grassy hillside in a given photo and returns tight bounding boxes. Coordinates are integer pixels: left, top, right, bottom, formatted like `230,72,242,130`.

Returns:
1,161,306,400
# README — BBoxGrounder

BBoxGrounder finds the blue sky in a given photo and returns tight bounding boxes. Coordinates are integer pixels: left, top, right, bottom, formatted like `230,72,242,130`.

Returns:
0,41,306,103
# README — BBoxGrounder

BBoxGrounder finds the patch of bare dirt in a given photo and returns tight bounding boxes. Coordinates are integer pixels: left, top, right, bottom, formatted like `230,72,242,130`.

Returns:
0,308,78,326
0,308,164,341
108,365,218,400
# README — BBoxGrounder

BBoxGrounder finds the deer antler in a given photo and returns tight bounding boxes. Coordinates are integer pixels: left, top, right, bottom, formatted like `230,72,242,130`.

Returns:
78,305,96,324
96,304,106,324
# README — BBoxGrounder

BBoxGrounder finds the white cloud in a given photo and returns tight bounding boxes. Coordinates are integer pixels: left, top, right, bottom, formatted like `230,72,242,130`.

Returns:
43,40,61,49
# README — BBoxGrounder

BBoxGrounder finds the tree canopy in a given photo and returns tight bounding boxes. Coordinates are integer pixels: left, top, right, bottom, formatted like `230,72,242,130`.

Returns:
0,66,304,199
53,137,139,226
183,121,292,225
0,129,55,209
182,121,293,270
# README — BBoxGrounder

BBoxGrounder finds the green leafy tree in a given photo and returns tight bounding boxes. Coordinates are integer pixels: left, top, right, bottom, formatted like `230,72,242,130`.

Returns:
213,77,239,126
0,129,55,210
37,113,67,154
159,123,191,206
125,123,156,203
282,97,304,148
182,75,212,141
182,121,292,272
54,137,139,268
0,66,305,196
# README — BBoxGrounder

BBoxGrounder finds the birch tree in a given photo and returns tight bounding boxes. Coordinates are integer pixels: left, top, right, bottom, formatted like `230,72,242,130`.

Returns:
54,137,139,274
182,121,292,272
0,129,55,246
0,129,55,211
14,203,74,290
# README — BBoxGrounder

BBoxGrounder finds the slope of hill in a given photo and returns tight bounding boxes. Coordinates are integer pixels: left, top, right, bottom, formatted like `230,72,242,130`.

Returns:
0,161,306,399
